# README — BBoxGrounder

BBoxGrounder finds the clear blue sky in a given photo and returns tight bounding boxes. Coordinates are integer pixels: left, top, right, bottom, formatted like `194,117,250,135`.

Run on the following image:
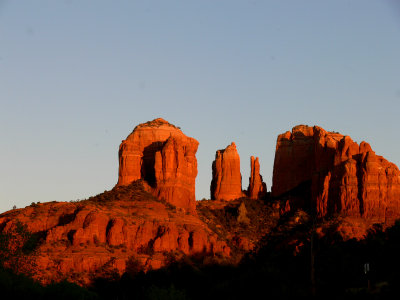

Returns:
1,1,400,213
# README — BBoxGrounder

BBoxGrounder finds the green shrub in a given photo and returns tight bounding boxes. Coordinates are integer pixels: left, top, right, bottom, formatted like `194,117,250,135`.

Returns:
145,284,187,300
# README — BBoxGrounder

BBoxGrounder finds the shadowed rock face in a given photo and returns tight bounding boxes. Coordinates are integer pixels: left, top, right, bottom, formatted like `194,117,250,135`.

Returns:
247,156,267,200
118,118,198,212
211,142,244,201
272,125,400,223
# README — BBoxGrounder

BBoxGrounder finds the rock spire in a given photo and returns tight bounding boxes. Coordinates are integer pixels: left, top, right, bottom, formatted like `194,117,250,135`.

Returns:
247,156,267,199
211,142,244,201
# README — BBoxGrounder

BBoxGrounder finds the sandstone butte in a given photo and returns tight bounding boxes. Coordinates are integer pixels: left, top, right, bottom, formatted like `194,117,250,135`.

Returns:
117,118,198,213
272,125,400,226
247,156,267,200
210,142,245,201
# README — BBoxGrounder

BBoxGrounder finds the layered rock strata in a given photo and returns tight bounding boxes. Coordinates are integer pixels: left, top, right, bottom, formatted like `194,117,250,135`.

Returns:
247,156,267,199
211,142,244,201
272,125,400,223
0,187,230,284
118,118,198,212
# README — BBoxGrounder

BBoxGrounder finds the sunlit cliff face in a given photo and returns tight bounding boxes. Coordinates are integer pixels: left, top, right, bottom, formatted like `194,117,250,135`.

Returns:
118,118,199,212
273,125,400,223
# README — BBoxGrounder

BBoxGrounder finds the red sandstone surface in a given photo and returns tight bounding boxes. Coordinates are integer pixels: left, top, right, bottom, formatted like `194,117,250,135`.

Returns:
2,119,400,285
272,125,400,225
247,156,267,200
0,182,230,285
210,142,245,201
118,118,198,212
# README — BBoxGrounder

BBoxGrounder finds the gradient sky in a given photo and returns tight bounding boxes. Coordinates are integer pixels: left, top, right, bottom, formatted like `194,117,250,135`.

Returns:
1,1,400,213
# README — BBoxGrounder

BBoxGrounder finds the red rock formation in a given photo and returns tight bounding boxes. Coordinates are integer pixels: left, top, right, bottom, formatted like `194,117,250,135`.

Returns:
118,118,198,212
272,125,400,223
210,142,244,201
154,136,198,212
0,183,230,285
247,156,267,199
232,236,254,251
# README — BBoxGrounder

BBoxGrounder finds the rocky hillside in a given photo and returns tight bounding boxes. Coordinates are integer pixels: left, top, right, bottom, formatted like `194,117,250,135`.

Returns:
0,181,233,285
1,119,400,287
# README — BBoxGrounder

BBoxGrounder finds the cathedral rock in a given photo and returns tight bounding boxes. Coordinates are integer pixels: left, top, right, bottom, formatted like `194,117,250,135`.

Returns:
117,118,199,212
272,125,400,223
211,142,244,201
1,119,400,287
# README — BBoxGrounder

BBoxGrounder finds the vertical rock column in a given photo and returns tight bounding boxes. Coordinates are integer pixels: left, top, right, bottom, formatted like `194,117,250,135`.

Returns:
154,136,198,212
211,142,244,201
247,156,267,199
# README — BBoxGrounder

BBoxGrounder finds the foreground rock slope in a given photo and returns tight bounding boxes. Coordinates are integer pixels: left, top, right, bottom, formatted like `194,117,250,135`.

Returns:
272,125,400,224
0,182,231,285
